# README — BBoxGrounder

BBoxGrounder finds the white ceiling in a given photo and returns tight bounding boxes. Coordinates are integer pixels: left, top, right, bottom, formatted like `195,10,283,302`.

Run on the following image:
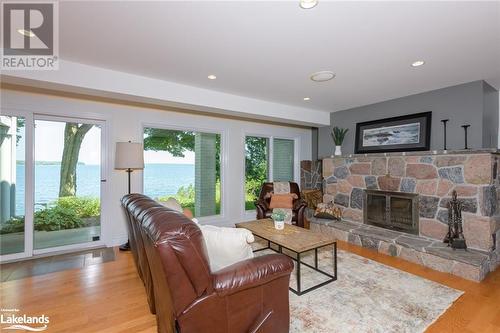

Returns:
57,1,500,113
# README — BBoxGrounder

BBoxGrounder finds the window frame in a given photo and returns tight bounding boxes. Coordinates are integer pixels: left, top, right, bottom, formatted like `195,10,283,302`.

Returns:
141,123,226,223
242,132,300,215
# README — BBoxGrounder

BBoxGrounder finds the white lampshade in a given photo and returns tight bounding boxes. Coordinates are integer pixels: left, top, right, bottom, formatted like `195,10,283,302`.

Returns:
115,142,144,170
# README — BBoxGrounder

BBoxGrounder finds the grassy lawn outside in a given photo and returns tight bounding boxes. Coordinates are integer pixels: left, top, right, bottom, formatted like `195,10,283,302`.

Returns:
157,182,258,217
163,200,256,216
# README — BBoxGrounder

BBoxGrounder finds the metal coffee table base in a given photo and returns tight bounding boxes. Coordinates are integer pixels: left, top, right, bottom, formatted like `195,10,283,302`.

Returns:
254,238,337,296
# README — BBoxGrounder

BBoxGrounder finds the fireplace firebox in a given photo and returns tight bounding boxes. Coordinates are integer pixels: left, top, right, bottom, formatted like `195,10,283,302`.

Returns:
363,190,419,235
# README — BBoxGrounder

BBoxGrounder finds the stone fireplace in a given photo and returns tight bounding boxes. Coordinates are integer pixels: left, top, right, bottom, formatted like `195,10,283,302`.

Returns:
320,150,500,252
305,149,500,281
364,190,419,235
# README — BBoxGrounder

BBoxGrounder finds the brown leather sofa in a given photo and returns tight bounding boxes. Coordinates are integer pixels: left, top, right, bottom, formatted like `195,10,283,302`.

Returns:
122,194,167,314
255,182,308,227
122,194,294,333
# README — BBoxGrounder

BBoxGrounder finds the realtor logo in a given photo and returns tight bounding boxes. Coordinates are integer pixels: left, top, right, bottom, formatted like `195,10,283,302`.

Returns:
1,1,58,70
1,308,49,331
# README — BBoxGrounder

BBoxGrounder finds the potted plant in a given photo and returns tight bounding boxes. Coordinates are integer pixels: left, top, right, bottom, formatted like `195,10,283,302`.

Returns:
331,126,349,156
271,210,286,230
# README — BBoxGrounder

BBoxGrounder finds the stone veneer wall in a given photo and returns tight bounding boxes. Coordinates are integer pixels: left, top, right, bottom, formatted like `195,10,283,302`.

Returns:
300,160,322,221
322,151,500,253
300,160,322,191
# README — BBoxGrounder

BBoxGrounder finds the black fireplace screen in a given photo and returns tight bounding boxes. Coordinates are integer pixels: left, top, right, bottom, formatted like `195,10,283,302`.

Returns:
364,190,419,235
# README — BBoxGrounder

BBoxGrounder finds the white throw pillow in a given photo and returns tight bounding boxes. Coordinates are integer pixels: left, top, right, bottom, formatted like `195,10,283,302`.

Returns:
158,197,199,223
158,198,253,271
159,197,183,213
200,225,254,272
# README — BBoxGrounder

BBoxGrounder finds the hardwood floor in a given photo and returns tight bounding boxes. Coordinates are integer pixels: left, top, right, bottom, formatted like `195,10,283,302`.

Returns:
1,242,499,333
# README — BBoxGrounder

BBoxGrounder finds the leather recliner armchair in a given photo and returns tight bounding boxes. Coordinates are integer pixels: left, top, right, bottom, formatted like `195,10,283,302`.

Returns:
123,194,294,333
255,182,308,228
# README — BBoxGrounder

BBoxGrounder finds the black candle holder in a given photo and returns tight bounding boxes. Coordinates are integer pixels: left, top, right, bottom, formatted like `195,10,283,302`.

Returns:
441,119,449,150
461,125,471,149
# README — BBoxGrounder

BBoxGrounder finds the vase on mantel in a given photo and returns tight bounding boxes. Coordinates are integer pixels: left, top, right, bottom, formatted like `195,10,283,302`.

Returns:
331,126,348,157
334,145,342,156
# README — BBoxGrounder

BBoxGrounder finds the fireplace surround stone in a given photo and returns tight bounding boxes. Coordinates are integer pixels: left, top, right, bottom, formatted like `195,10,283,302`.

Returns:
305,149,500,281
321,149,500,253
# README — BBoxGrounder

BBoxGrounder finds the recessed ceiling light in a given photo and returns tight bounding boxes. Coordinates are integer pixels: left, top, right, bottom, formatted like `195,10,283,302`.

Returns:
299,0,318,9
303,97,311,101
17,29,35,37
310,71,335,82
207,74,217,80
411,60,425,67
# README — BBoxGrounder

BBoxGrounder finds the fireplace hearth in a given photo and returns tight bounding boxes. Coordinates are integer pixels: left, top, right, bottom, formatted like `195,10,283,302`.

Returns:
364,190,419,235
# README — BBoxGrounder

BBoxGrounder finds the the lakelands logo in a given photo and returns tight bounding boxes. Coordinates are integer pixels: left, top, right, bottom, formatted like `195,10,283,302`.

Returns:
1,1,59,70
1,309,49,331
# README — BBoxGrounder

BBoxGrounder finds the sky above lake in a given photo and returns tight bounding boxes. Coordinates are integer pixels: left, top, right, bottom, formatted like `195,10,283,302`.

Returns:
16,120,195,165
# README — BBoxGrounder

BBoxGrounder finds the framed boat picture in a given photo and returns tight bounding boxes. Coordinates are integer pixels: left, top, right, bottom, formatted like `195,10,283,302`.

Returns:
354,112,432,153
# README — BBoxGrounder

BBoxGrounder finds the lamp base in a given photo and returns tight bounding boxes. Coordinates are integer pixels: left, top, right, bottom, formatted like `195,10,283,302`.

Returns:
119,240,130,251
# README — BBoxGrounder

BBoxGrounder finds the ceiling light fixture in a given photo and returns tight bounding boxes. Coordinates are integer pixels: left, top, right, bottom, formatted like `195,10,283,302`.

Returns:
207,74,217,80
303,97,311,101
411,60,425,67
17,29,35,37
299,0,318,9
310,71,335,82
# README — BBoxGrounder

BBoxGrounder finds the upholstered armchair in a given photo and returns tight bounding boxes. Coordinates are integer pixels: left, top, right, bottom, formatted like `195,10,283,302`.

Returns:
255,182,308,228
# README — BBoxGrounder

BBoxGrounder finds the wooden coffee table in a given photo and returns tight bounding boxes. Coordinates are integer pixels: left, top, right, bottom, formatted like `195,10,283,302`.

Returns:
235,219,337,295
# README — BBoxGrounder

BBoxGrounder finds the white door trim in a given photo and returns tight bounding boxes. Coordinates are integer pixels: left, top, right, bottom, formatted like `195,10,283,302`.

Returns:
32,114,107,255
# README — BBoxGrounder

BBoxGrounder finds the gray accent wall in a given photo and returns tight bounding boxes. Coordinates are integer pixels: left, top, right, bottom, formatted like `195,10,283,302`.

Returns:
318,81,499,157
483,82,499,148
311,127,319,160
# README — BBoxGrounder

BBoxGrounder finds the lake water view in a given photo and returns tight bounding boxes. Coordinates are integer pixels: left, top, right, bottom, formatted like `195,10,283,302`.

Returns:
14,163,195,215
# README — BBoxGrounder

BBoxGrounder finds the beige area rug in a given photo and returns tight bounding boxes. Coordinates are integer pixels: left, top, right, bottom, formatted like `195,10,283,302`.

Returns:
255,245,463,333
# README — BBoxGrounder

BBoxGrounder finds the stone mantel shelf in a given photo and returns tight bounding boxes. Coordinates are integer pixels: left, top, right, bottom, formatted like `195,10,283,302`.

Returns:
322,148,500,159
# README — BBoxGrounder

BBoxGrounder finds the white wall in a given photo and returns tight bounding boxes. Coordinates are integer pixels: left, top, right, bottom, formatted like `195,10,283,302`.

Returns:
2,59,330,126
0,89,312,247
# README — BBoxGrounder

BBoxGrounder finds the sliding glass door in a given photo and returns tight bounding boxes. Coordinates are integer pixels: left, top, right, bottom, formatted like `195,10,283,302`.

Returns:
33,118,103,250
0,113,106,261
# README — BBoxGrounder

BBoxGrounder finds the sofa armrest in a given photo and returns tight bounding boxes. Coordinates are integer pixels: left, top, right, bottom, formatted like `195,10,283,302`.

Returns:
293,199,308,211
213,254,293,296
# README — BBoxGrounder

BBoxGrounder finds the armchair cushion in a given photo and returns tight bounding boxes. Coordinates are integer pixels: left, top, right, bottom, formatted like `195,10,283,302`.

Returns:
200,225,255,272
269,193,295,209
213,254,294,296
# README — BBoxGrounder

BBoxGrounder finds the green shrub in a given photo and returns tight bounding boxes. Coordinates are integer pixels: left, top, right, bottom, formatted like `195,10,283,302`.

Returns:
34,205,84,231
157,183,223,216
56,196,100,218
1,197,99,234
0,216,25,234
174,184,195,207
245,179,263,199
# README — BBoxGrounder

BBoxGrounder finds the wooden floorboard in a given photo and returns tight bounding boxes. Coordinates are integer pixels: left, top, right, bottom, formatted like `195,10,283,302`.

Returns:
1,243,499,332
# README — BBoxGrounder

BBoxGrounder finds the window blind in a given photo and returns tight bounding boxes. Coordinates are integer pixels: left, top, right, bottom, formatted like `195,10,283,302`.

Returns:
272,138,294,182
